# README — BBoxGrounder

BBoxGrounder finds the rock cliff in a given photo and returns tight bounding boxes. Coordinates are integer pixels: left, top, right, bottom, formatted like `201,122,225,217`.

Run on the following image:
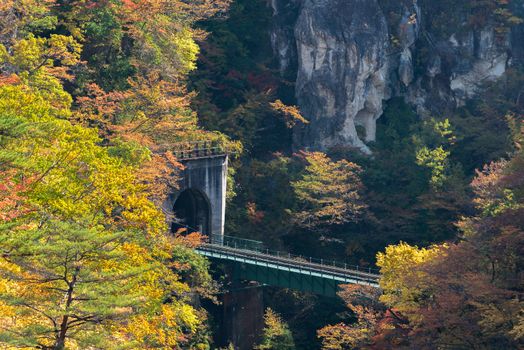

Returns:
291,0,389,154
270,0,523,153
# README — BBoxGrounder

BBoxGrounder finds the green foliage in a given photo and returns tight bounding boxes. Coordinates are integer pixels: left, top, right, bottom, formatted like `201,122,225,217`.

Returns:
358,99,467,246
415,146,450,187
225,155,295,245
59,0,209,91
107,138,152,167
76,3,135,90
191,0,290,154
413,118,456,188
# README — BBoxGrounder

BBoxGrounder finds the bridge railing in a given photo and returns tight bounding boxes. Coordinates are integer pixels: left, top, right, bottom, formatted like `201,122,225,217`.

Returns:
205,234,380,275
172,140,235,160
210,234,264,251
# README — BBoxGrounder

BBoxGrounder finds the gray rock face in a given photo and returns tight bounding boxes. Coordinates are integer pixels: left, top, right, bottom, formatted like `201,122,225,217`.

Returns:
293,0,389,154
270,0,522,153
448,28,508,104
397,2,420,87
270,0,300,75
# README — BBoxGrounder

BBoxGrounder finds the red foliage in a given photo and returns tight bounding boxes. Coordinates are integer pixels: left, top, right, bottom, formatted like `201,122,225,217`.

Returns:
0,172,34,221
247,71,278,92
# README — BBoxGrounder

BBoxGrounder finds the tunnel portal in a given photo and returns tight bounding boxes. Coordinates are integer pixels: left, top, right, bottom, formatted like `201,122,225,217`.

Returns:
164,152,228,242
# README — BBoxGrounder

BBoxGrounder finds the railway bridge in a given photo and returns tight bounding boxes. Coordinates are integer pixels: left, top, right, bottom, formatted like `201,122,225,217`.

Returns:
166,142,380,348
166,142,380,296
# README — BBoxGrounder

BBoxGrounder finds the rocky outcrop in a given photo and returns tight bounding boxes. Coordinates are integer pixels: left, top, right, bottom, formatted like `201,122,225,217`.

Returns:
270,0,523,153
292,0,389,154
403,26,510,117
448,29,508,103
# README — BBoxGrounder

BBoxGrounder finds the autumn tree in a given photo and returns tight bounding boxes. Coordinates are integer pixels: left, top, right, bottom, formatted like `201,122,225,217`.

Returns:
318,285,383,350
317,282,415,350
316,118,523,350
0,72,213,350
255,308,295,350
415,118,455,188
292,152,367,231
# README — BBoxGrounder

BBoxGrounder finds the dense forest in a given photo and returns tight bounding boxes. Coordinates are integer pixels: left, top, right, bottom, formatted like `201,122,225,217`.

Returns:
0,0,523,349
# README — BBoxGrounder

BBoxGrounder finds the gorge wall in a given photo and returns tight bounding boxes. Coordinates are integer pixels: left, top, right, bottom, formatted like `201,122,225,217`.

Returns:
270,0,524,153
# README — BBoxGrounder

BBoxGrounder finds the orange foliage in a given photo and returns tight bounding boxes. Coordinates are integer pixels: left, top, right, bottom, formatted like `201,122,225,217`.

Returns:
77,83,130,120
0,74,20,86
246,202,265,224
270,99,308,128
318,286,414,349
176,232,206,248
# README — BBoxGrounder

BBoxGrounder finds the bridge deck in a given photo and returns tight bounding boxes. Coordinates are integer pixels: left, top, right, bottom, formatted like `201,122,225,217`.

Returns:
196,243,380,288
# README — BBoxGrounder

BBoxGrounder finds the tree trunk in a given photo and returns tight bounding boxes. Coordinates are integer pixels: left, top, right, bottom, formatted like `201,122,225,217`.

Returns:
54,267,79,349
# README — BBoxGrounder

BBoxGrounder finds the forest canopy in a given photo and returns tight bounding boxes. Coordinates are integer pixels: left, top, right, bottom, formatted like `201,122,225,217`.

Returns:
0,0,523,349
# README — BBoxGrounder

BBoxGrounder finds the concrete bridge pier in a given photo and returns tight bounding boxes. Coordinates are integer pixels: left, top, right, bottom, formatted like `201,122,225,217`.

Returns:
222,284,265,349
219,263,265,350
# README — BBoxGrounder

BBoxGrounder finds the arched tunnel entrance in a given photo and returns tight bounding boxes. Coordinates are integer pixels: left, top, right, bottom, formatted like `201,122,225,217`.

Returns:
171,189,211,235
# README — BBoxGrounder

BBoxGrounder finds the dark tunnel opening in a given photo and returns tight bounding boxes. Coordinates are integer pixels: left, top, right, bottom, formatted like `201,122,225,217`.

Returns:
171,189,211,236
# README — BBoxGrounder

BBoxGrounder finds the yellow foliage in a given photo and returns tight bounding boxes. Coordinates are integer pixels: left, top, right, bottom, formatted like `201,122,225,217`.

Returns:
0,74,207,350
123,303,202,349
292,152,367,228
0,1,218,348
377,242,446,320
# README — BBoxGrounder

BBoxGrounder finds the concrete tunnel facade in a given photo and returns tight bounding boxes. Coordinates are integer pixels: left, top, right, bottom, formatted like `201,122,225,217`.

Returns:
164,154,228,240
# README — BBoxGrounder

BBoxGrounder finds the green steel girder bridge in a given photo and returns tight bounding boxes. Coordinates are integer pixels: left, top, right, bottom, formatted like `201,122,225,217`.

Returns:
170,145,380,298
196,235,380,297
